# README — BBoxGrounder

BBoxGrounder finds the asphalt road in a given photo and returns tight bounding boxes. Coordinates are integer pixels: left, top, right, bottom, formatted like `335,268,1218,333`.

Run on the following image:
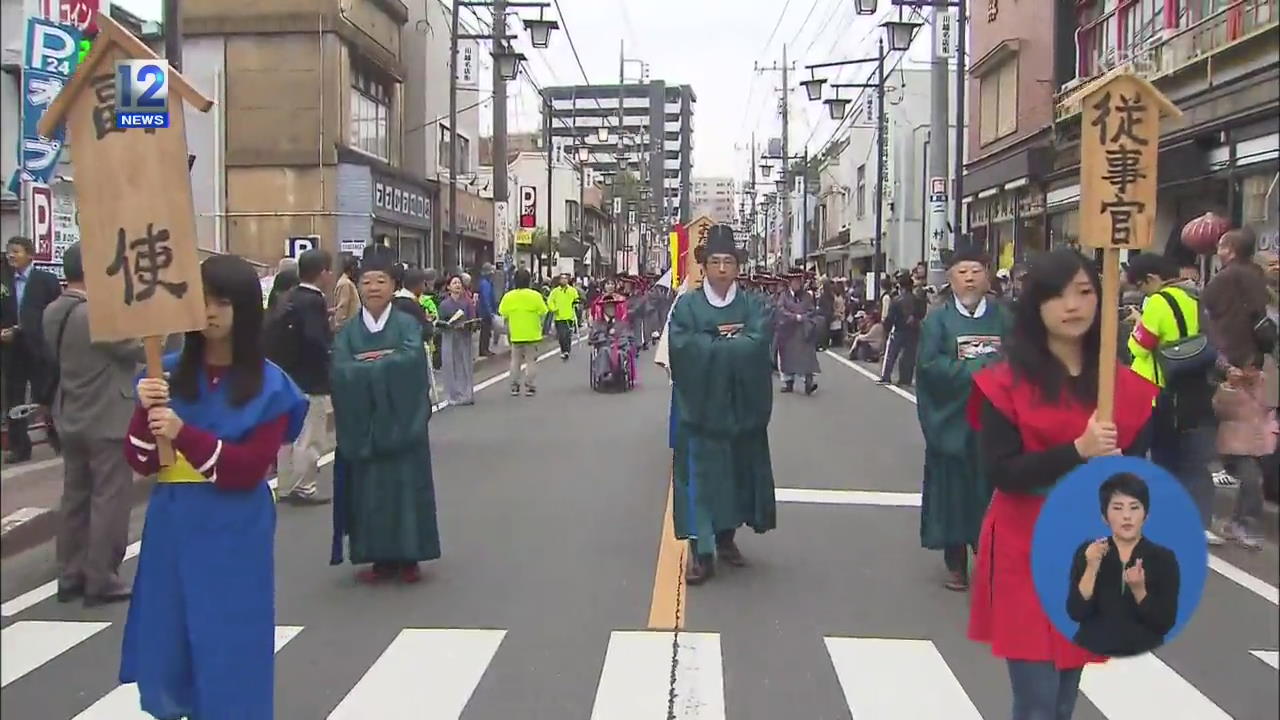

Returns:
2,340,1277,719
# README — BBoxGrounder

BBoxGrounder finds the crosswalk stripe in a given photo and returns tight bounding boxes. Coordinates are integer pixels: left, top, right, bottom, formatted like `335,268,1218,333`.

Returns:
1,620,112,688
1250,650,1278,670
1080,653,1230,719
823,637,982,719
69,625,303,719
590,630,725,720
326,628,505,719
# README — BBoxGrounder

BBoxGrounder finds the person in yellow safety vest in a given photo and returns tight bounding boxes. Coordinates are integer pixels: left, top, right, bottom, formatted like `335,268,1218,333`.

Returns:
1123,251,1218,541
498,269,549,396
547,273,581,361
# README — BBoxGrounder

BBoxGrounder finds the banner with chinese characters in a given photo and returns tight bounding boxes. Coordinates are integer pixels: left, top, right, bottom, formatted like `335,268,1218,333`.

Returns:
1079,74,1174,249
7,18,81,194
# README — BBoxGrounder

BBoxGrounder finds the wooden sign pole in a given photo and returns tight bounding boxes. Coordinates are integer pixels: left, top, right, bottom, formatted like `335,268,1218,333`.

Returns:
142,336,175,465
1096,249,1121,422
1074,72,1182,423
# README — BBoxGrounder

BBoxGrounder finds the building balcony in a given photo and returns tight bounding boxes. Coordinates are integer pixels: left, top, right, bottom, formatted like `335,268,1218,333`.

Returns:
1055,0,1278,121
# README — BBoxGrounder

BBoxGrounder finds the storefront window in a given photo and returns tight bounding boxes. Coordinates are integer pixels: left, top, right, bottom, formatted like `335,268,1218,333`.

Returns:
1048,209,1080,249
350,65,391,161
438,126,471,174
1242,171,1279,255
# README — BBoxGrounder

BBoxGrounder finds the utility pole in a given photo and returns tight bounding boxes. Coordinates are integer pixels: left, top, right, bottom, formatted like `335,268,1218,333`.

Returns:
754,47,794,271
927,3,951,288
749,133,758,266
954,0,967,254
872,39,886,305
163,0,183,71
544,92,553,278
491,0,510,265
447,0,461,270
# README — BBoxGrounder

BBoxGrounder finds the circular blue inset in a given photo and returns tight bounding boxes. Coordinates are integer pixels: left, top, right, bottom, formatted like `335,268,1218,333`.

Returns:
1031,456,1208,653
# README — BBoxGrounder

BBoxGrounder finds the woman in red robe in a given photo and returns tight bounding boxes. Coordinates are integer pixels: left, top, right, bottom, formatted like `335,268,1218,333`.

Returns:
967,249,1158,720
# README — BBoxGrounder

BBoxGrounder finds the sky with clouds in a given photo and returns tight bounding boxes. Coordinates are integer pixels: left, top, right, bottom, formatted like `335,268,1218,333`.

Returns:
112,0,936,180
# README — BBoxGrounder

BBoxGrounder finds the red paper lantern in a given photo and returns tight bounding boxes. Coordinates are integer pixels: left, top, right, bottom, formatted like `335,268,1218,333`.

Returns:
1180,212,1231,255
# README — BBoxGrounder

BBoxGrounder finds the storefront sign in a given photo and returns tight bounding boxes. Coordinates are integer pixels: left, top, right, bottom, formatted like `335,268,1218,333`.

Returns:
26,182,54,262
41,0,100,35
519,186,537,228
444,188,493,242
457,40,479,90
935,11,956,57
372,177,431,229
1079,74,1178,249
7,18,80,193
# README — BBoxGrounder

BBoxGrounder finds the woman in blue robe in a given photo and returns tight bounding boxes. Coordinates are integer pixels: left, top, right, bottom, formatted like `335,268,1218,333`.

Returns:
121,255,308,720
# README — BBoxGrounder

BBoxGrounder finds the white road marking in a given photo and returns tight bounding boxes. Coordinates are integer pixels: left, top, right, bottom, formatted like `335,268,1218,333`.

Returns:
1207,555,1279,606
1,620,112,687
590,630,725,720
776,488,922,507
70,625,304,719
824,350,918,404
0,456,66,479
826,349,1280,607
1080,653,1231,719
824,636,982,720
327,628,505,719
1249,650,1278,670
1,507,48,533
0,347,576,619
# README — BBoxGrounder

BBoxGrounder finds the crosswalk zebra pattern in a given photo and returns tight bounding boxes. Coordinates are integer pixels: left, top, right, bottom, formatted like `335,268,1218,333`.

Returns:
2,620,1274,719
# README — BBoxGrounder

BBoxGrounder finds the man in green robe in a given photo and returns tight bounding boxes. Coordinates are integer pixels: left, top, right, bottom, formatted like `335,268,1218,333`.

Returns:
669,225,776,585
330,247,441,584
915,246,1009,591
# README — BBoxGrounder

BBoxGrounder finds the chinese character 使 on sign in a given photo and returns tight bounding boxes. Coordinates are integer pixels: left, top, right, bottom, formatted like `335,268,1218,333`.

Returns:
38,12,214,345
1078,73,1181,250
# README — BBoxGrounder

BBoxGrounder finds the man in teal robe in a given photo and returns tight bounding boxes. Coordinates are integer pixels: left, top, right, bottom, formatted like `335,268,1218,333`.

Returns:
669,225,776,585
915,246,1009,591
330,248,441,584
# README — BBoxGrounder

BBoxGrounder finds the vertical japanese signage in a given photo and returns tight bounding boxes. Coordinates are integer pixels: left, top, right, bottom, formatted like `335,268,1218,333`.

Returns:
7,18,81,194
1079,74,1178,249
38,13,214,343
457,40,479,90
935,10,955,57
519,186,537,228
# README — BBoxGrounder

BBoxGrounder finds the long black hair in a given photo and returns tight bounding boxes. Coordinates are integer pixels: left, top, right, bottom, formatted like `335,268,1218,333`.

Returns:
171,255,267,407
1005,248,1102,404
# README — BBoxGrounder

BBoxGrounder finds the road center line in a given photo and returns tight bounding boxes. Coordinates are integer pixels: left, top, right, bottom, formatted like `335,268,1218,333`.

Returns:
823,349,1280,607
647,478,686,630
1,343,576,619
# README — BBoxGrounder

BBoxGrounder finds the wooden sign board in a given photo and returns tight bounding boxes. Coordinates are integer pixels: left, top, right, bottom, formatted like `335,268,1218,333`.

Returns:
1078,74,1181,250
1077,73,1180,422
682,215,715,288
38,12,213,343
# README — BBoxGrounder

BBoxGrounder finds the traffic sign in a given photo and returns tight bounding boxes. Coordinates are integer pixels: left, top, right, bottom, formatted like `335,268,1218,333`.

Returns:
286,235,319,258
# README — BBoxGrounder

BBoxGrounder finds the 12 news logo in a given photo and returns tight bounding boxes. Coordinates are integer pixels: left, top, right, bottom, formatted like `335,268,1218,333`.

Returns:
115,59,169,129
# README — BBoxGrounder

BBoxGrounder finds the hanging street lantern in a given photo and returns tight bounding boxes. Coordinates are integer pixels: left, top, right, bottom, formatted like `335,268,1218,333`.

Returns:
825,97,851,120
883,19,922,52
854,0,877,16
522,15,559,49
576,145,591,162
801,77,825,102
494,48,526,81
597,126,610,143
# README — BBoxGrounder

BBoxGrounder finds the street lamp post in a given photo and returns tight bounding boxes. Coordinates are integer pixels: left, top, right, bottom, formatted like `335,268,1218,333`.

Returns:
448,0,556,271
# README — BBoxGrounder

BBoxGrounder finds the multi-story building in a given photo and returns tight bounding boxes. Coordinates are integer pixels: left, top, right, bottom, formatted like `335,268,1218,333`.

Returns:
964,0,1279,265
691,176,736,224
816,67,954,281
541,82,696,231
1048,0,1279,257
180,0,481,269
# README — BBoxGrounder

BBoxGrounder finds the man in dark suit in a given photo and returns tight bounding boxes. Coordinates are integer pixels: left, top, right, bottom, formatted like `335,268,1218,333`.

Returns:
44,243,141,605
2,236,63,462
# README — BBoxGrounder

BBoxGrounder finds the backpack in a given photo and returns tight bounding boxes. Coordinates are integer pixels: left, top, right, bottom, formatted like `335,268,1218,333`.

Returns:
263,289,302,370
1154,289,1216,430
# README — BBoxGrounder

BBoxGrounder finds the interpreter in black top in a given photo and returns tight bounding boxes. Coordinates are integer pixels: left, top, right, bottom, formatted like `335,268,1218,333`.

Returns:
1067,472,1180,657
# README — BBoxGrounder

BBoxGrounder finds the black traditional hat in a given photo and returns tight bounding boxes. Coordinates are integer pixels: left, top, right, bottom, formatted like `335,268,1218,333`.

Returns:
945,245,991,269
695,224,743,264
782,265,808,279
359,244,397,277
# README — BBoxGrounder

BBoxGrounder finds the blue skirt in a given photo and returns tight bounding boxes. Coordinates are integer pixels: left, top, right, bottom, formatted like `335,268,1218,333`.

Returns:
120,482,276,720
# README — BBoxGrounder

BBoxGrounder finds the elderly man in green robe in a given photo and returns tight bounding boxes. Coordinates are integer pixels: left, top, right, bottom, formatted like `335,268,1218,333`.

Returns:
916,246,1009,591
330,247,441,584
669,225,777,585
